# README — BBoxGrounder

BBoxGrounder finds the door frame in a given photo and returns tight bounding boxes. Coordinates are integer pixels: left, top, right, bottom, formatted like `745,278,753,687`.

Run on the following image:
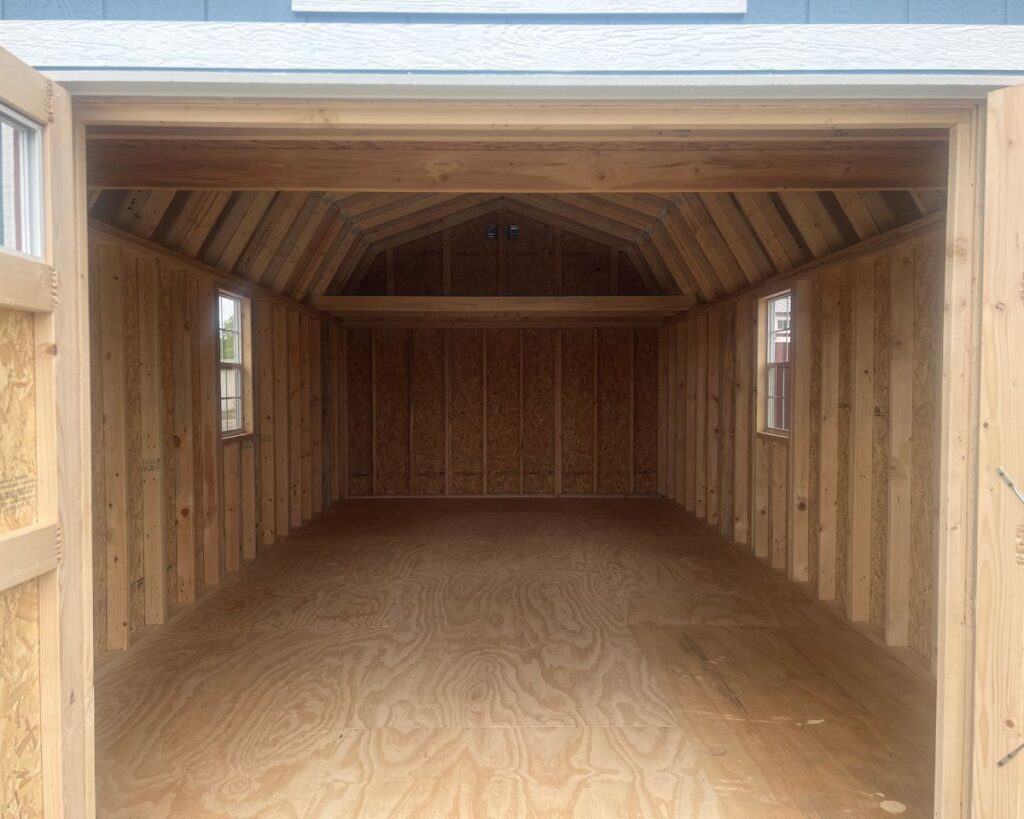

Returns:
67,96,984,817
0,51,93,819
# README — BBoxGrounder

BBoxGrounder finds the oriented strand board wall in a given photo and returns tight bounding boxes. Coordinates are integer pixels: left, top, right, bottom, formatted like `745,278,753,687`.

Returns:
374,329,412,495
448,330,485,494
667,229,945,666
346,329,373,496
561,329,596,494
0,307,43,816
596,328,632,494
410,329,446,496
522,329,557,494
89,227,342,652
345,327,660,497
485,329,522,495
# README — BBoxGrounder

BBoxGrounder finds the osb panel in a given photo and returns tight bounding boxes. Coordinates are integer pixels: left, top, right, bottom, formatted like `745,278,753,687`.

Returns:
562,232,612,296
0,307,37,534
393,233,444,296
449,330,485,495
633,328,659,495
910,239,941,660
561,329,596,494
410,329,445,496
870,254,892,630
522,329,557,495
354,253,387,296
506,212,557,296
807,280,823,593
88,247,108,650
596,328,632,494
485,329,522,495
346,329,373,496
451,213,499,296
835,271,853,607
617,252,648,296
0,579,43,818
373,329,411,496
122,254,146,640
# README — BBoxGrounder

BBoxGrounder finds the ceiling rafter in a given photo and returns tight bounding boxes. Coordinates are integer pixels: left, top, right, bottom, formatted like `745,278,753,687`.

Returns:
89,187,945,308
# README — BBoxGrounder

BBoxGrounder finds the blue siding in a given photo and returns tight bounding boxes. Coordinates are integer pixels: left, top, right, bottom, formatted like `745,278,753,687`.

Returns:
809,0,906,24
103,0,205,20
0,0,1019,23
909,0,1006,23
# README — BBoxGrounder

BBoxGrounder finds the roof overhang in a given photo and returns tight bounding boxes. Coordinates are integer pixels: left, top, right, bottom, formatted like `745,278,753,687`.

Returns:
0,21,1022,100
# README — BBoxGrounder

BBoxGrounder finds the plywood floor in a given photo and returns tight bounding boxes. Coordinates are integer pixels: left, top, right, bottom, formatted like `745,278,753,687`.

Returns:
95,499,935,818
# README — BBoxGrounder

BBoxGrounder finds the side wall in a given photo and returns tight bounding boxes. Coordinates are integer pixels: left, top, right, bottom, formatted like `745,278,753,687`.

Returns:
89,225,343,652
664,227,944,666
343,326,661,497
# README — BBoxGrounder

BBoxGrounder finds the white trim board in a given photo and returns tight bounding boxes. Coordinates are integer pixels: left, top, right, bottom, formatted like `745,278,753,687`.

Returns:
1,22,1024,76
45,71,1017,100
293,0,746,12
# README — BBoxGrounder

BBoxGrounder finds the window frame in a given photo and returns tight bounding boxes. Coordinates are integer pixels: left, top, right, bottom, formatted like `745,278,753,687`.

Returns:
0,102,43,260
217,290,253,438
758,290,792,438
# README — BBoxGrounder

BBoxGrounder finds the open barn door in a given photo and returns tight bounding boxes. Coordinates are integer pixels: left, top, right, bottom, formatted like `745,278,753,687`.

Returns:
974,86,1024,817
0,47,92,817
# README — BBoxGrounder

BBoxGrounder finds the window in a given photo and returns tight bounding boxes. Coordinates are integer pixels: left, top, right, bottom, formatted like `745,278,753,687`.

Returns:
764,292,792,435
0,105,42,257
218,292,248,434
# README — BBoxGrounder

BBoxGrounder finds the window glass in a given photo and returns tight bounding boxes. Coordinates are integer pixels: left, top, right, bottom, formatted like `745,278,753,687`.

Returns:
218,293,245,433
0,107,41,257
765,292,792,434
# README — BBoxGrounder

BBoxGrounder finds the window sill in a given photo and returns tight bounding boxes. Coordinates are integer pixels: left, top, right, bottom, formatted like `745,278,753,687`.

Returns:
756,430,790,444
221,430,254,443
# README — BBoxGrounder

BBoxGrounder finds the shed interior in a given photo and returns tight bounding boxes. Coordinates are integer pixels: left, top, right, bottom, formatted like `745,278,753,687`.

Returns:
5,126,953,815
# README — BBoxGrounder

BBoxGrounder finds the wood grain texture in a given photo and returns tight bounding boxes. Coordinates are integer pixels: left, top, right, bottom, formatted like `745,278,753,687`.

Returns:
870,256,892,631
561,330,596,495
632,328,659,495
522,329,557,496
563,232,612,296
373,329,412,496
410,329,446,496
392,233,444,296
0,579,43,818
596,328,632,494
485,330,522,495
93,499,936,818
346,329,373,497
450,214,500,297
910,241,940,661
448,330,485,495
88,139,947,193
0,308,37,534
506,212,558,296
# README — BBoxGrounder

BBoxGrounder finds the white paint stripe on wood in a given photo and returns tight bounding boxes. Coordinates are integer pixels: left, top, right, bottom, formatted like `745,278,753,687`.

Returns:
1,22,1023,76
